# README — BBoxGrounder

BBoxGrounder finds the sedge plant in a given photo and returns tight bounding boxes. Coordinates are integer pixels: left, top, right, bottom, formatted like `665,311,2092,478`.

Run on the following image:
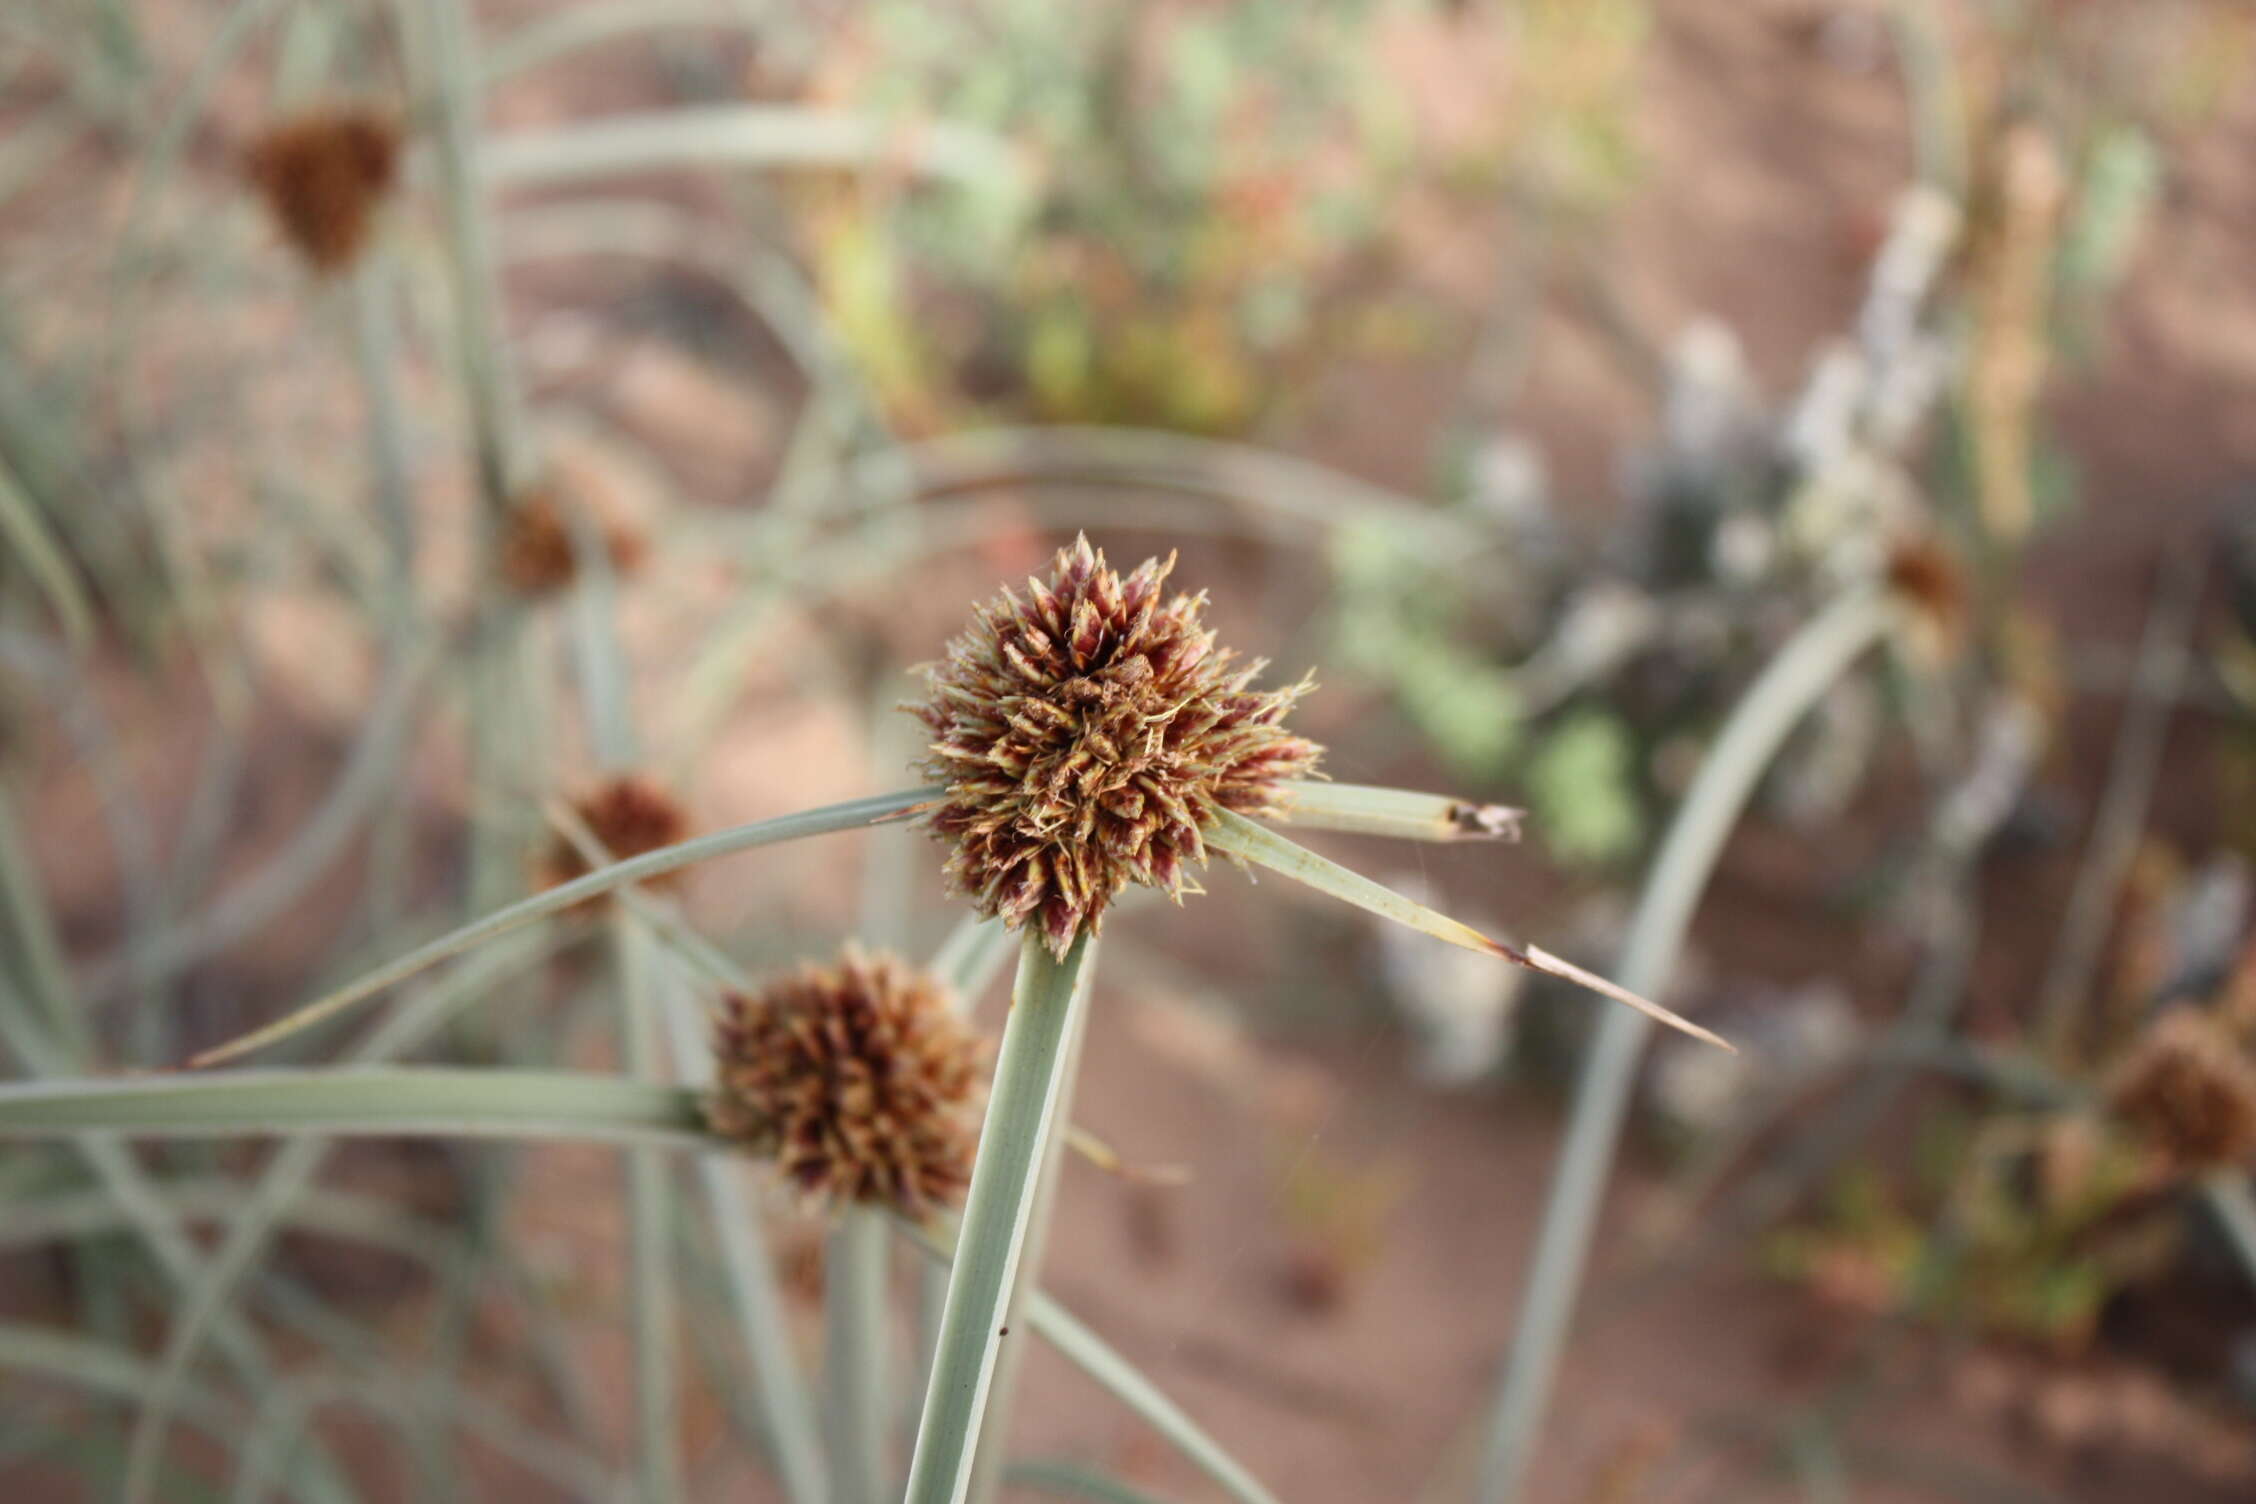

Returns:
0,531,1734,1502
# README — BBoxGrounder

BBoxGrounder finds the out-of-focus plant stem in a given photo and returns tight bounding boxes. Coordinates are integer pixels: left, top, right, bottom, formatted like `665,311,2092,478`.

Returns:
655,964,828,1504
1478,590,1896,1502
405,0,536,919
2032,542,2204,1059
410,0,525,515
826,1208,893,1504
618,919,682,1503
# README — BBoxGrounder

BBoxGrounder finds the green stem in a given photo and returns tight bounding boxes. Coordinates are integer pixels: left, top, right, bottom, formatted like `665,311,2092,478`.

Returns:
618,921,680,1502
1476,592,1894,1502
966,937,1096,1504
961,929,1091,1504
903,932,1096,1504
895,1223,1277,1504
826,1208,893,1504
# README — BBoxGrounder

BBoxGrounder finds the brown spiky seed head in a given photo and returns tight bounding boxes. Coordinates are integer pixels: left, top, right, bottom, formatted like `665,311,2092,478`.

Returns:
244,108,401,274
707,946,987,1217
1886,534,1969,655
908,534,1322,958
497,484,647,598
2106,1009,2256,1172
535,775,688,898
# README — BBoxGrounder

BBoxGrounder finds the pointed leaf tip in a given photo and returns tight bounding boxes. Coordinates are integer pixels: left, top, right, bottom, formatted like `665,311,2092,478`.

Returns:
1509,944,1735,1053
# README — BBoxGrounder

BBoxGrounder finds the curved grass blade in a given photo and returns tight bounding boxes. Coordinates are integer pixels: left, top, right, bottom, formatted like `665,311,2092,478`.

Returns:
1477,591,1892,1501
94,630,438,994
481,106,1025,195
0,447,94,649
189,787,938,1066
0,1068,707,1146
1003,1460,1167,1504
0,1177,463,1267
1273,781,1522,843
872,425,1471,549
0,1324,239,1437
120,935,554,1501
1207,808,1731,1052
903,933,1096,1503
482,0,771,83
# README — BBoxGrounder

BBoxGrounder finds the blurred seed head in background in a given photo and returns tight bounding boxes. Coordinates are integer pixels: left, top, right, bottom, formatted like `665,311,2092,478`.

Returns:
707,945,988,1218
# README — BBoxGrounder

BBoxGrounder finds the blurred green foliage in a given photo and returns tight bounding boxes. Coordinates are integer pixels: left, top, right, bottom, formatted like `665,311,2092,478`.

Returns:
806,0,1647,434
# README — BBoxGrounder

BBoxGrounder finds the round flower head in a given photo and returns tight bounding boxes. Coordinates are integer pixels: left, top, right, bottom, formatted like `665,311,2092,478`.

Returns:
909,534,1321,958
244,107,401,275
2106,1009,2256,1173
498,480,647,599
1886,533,1968,659
535,775,688,903
707,947,987,1217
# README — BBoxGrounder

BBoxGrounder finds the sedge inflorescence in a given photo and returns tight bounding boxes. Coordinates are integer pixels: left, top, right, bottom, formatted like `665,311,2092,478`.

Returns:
2106,1009,2256,1173
909,534,1321,959
244,108,401,275
707,947,987,1218
497,481,648,599
535,775,688,900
